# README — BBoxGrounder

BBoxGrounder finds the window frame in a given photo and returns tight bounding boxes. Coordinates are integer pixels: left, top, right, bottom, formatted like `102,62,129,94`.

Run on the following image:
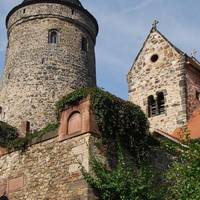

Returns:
157,92,165,115
48,29,59,44
148,95,157,118
147,92,166,118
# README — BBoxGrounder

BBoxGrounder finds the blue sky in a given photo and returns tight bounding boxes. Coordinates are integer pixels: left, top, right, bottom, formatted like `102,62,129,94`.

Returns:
1,0,200,99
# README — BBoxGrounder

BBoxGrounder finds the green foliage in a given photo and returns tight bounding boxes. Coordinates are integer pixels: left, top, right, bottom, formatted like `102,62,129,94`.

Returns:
0,121,18,148
56,87,150,152
57,88,160,199
166,140,200,200
82,146,158,200
3,123,58,152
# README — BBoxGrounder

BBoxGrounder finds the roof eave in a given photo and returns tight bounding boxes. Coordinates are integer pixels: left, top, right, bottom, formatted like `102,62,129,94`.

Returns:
186,55,200,72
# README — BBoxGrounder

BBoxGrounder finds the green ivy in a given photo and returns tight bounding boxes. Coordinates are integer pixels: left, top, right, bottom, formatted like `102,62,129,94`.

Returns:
0,121,18,148
56,88,161,199
165,139,200,200
2,123,59,152
56,87,150,153
82,145,159,200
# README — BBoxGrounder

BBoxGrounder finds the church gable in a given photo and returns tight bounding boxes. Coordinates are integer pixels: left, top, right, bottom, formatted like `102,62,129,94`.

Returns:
128,28,184,76
128,27,188,134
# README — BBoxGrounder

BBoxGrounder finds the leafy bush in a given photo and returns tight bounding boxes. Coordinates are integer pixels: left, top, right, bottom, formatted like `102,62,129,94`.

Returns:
82,146,159,200
1,123,58,151
0,121,18,148
56,88,160,199
166,140,200,200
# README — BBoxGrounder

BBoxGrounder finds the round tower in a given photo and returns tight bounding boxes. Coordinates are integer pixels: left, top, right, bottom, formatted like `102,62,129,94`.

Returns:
0,0,98,131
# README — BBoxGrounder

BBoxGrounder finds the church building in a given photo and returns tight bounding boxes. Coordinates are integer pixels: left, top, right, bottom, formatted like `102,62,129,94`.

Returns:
128,23,200,138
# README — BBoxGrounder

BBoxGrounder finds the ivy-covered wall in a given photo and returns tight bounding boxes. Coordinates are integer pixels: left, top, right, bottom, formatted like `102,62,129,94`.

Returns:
0,88,151,199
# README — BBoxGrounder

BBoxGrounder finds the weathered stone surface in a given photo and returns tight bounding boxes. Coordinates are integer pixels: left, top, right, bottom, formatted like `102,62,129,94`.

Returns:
186,65,200,118
128,29,188,133
0,133,97,199
0,2,98,131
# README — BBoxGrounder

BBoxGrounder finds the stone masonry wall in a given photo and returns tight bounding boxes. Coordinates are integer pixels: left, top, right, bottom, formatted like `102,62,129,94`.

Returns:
185,65,200,119
0,3,97,131
0,133,98,200
128,30,187,133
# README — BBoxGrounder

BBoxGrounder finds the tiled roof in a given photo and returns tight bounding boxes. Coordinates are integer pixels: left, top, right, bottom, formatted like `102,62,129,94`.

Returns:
172,105,200,140
154,105,200,143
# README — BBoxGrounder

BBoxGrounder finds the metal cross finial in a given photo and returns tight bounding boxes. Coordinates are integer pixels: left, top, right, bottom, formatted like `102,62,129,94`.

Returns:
191,49,197,57
152,19,159,29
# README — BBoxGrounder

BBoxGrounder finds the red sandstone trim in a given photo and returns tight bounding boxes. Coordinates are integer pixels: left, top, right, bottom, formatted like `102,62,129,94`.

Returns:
58,96,100,142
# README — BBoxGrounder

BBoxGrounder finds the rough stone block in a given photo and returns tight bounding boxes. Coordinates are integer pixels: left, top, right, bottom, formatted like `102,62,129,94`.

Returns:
8,176,24,193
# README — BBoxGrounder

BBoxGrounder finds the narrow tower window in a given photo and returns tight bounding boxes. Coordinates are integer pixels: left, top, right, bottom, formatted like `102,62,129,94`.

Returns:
42,58,45,64
157,92,165,114
81,37,88,51
48,30,58,44
148,95,157,117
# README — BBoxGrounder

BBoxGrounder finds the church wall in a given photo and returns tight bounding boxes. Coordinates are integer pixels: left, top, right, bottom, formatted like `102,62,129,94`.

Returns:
128,31,187,133
0,3,97,131
0,133,98,200
185,65,200,119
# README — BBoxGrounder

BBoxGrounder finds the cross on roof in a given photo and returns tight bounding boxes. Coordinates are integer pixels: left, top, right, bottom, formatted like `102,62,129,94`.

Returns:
152,19,159,29
191,49,197,57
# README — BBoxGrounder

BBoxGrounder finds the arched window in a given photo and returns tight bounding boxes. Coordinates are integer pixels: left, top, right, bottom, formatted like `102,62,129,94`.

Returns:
68,112,81,135
48,30,58,44
148,95,157,117
157,92,165,114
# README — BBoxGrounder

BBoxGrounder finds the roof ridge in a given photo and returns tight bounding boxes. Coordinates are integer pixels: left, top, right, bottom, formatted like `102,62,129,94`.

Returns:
128,27,186,73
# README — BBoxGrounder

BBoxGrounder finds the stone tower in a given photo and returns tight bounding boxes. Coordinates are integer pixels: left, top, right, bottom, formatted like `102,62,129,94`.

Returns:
128,27,200,134
0,0,98,131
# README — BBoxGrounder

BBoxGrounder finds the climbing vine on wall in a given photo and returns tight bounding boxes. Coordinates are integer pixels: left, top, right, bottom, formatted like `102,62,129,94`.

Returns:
0,123,58,151
82,145,160,200
165,139,200,200
56,87,150,153
0,121,18,148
